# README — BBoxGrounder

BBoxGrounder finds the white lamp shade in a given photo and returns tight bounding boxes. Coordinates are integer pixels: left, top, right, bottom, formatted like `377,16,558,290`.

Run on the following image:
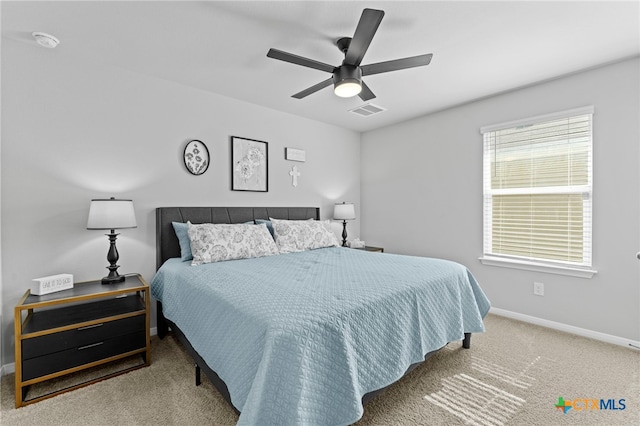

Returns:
334,202,356,220
87,198,137,230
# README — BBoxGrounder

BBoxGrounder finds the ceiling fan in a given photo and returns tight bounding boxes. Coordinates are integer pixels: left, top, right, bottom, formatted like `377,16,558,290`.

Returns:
266,8,433,101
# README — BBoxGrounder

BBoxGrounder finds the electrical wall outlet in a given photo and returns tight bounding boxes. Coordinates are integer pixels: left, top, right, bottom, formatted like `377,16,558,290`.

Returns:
533,282,544,296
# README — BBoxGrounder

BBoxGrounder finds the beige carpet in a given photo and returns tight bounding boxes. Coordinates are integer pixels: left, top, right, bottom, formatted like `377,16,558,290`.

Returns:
1,314,638,425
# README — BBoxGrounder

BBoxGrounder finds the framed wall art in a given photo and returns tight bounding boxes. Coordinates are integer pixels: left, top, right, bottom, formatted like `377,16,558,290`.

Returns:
183,140,210,175
231,136,268,192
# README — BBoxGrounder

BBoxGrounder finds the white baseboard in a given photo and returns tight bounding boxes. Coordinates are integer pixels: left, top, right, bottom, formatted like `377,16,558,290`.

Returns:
490,307,640,350
1,326,159,377
2,362,15,376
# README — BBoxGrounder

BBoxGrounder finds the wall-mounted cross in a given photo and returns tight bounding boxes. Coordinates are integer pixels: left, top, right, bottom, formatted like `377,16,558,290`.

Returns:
289,165,300,187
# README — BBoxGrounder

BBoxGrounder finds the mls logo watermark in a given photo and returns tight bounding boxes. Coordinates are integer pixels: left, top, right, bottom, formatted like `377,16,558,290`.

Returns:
555,396,626,414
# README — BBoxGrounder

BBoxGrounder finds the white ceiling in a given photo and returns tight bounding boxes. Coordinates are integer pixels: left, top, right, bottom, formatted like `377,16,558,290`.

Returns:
3,1,639,132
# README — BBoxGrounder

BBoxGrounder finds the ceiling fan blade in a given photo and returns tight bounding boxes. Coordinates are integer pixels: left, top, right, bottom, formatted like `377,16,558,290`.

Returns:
267,48,335,73
361,53,433,76
292,77,334,99
358,81,376,101
344,8,385,66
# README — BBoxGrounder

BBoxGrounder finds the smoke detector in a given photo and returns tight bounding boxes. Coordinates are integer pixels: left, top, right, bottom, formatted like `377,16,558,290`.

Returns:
32,32,59,48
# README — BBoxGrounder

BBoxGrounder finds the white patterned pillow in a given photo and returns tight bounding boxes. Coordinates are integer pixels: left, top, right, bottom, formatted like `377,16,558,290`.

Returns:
188,223,278,265
270,218,339,253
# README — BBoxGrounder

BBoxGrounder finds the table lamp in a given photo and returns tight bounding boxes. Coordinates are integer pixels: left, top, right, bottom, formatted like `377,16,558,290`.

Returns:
333,202,356,247
87,197,137,284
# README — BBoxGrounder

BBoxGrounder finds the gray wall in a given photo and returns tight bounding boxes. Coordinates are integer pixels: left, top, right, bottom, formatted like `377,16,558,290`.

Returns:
1,35,361,364
361,57,640,342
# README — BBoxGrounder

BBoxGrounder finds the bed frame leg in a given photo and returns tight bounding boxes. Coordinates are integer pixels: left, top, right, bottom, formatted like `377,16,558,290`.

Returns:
463,333,471,349
195,363,201,386
157,301,169,339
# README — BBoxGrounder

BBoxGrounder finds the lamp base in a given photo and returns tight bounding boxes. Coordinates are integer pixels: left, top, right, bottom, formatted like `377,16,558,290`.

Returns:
102,231,125,284
101,272,125,285
341,220,348,247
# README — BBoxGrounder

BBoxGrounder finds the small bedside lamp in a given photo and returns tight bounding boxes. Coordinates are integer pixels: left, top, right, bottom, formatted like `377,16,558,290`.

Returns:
333,202,356,247
87,197,137,284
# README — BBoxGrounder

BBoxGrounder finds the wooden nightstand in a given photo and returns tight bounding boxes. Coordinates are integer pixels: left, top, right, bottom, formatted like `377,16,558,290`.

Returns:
353,246,384,253
14,274,150,407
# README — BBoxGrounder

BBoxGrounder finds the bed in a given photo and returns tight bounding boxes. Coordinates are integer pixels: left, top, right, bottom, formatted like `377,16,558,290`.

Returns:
152,206,490,425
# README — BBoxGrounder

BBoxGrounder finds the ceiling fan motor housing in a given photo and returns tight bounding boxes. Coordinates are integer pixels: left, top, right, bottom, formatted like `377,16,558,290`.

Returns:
333,65,362,87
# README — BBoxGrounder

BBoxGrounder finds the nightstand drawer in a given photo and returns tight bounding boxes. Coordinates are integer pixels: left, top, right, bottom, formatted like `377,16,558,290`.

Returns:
22,315,145,360
22,330,146,381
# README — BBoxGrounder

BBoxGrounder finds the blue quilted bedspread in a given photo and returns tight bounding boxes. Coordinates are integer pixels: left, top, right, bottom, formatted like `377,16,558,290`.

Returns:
151,247,490,425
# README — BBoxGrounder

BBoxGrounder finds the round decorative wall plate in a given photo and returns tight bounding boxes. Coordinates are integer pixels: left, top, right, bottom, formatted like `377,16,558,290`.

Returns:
183,140,209,175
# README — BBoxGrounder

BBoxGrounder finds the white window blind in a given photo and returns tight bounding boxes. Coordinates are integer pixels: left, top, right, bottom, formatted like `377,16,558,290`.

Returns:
482,107,593,268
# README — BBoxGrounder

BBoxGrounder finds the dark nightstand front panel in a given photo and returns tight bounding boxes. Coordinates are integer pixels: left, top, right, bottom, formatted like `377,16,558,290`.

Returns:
22,315,145,360
22,330,146,381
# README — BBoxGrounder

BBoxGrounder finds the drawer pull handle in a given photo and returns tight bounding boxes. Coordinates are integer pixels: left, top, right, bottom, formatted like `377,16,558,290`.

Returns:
77,323,103,331
78,342,104,351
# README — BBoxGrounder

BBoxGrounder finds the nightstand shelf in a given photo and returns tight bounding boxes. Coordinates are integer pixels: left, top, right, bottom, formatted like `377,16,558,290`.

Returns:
14,274,150,408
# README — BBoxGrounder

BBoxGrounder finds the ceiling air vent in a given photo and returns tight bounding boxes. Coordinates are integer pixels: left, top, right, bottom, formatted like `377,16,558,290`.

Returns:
349,103,386,117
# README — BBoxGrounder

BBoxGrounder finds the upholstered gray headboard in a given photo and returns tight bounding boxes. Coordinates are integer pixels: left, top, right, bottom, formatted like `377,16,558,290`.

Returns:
155,206,320,269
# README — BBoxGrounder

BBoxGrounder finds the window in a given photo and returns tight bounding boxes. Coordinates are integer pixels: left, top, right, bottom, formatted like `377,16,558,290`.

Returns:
481,107,594,276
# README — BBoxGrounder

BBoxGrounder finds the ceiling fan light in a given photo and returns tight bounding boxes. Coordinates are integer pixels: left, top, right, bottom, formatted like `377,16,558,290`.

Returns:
333,65,363,98
334,80,362,98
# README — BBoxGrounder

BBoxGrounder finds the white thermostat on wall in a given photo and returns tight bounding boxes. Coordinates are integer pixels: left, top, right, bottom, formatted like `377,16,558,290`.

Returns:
31,274,74,295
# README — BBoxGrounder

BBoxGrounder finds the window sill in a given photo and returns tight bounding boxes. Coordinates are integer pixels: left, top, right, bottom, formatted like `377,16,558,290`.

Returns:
478,256,597,279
